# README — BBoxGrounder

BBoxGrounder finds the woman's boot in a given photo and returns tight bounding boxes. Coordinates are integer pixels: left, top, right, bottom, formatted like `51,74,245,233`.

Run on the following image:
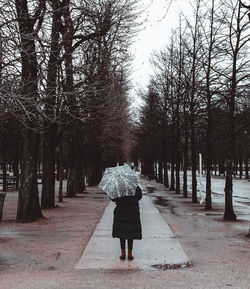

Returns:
128,249,134,260
120,249,125,260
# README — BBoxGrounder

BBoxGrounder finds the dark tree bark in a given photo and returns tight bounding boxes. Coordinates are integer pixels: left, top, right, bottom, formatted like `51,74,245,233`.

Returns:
163,160,169,188
244,129,249,179
188,0,200,204
2,140,7,192
58,144,63,203
143,158,154,180
175,108,180,194
245,152,249,179
219,159,225,176
183,126,188,198
158,161,163,183
204,0,215,210
223,2,243,221
15,0,44,222
190,116,198,203
13,142,19,190
88,149,103,186
175,28,182,195
170,162,175,191
170,126,175,191
41,125,57,208
205,96,212,209
17,130,42,222
41,0,64,208
66,136,76,197
66,132,85,194
239,148,243,179
224,83,237,220
154,161,158,180
224,159,236,220
175,133,180,194
74,161,85,193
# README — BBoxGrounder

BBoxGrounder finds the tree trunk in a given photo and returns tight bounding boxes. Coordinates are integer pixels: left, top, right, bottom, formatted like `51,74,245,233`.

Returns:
66,135,77,196
158,161,163,184
239,149,243,179
58,169,63,203
67,168,76,197
224,159,236,220
205,100,212,209
56,157,60,181
2,139,7,191
170,161,175,191
163,161,169,188
224,39,238,221
41,126,56,208
190,118,197,203
74,161,85,193
154,161,158,181
245,156,249,179
17,130,43,222
175,154,180,194
15,0,44,222
183,128,188,198
58,148,63,203
88,161,103,186
141,161,146,175
82,164,86,191
219,159,225,176
144,159,154,180
170,130,175,191
13,143,19,190
175,116,180,194
41,1,62,208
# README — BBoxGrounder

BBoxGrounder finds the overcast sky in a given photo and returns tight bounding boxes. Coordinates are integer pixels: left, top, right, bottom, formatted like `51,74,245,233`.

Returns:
129,0,192,102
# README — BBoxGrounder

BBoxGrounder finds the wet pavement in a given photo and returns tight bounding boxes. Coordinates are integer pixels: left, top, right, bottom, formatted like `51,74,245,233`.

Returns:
1,178,250,289
75,188,190,271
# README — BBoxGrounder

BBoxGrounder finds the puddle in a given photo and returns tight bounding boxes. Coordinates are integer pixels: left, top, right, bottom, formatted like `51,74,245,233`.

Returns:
185,212,223,216
237,201,250,206
205,213,223,216
234,196,249,200
146,186,156,194
153,196,168,207
152,262,192,270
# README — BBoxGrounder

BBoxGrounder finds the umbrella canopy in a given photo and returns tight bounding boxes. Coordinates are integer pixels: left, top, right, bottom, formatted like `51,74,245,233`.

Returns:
98,164,139,200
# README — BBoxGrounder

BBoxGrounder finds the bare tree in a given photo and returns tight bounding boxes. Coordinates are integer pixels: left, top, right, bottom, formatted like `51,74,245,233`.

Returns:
15,0,45,222
198,0,223,209
218,0,250,220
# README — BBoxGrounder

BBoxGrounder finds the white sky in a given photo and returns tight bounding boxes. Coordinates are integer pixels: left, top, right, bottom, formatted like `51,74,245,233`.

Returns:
130,0,192,102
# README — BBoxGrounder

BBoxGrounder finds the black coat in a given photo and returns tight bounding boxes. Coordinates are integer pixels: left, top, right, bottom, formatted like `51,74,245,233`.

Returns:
112,186,142,240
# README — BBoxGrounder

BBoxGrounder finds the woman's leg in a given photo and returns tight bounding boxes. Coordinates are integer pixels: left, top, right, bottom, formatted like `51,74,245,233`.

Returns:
120,238,126,250
120,238,126,260
127,239,134,260
127,239,133,250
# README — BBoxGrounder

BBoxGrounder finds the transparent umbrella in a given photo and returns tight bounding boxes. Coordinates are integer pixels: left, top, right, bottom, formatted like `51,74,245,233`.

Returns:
98,164,139,200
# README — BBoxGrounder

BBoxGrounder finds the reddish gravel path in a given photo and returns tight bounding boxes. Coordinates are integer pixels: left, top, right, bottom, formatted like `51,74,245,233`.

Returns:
0,179,250,289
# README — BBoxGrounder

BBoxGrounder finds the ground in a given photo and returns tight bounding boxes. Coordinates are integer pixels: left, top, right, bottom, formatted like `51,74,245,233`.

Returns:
0,177,250,289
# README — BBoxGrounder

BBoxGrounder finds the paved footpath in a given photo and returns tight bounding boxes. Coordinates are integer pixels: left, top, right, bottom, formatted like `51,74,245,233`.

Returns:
75,184,190,271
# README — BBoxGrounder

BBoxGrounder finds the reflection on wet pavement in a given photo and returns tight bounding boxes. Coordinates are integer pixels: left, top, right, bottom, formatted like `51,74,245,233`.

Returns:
145,186,156,194
151,261,192,270
153,196,168,207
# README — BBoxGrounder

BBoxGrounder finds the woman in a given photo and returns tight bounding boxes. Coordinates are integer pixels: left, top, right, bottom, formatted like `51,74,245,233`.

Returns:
112,186,142,260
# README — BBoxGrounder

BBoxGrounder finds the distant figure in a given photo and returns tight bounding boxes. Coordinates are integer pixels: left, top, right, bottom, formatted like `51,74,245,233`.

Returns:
112,186,142,260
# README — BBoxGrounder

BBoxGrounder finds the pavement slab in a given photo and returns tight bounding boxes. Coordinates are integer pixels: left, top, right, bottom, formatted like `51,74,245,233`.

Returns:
75,191,190,271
